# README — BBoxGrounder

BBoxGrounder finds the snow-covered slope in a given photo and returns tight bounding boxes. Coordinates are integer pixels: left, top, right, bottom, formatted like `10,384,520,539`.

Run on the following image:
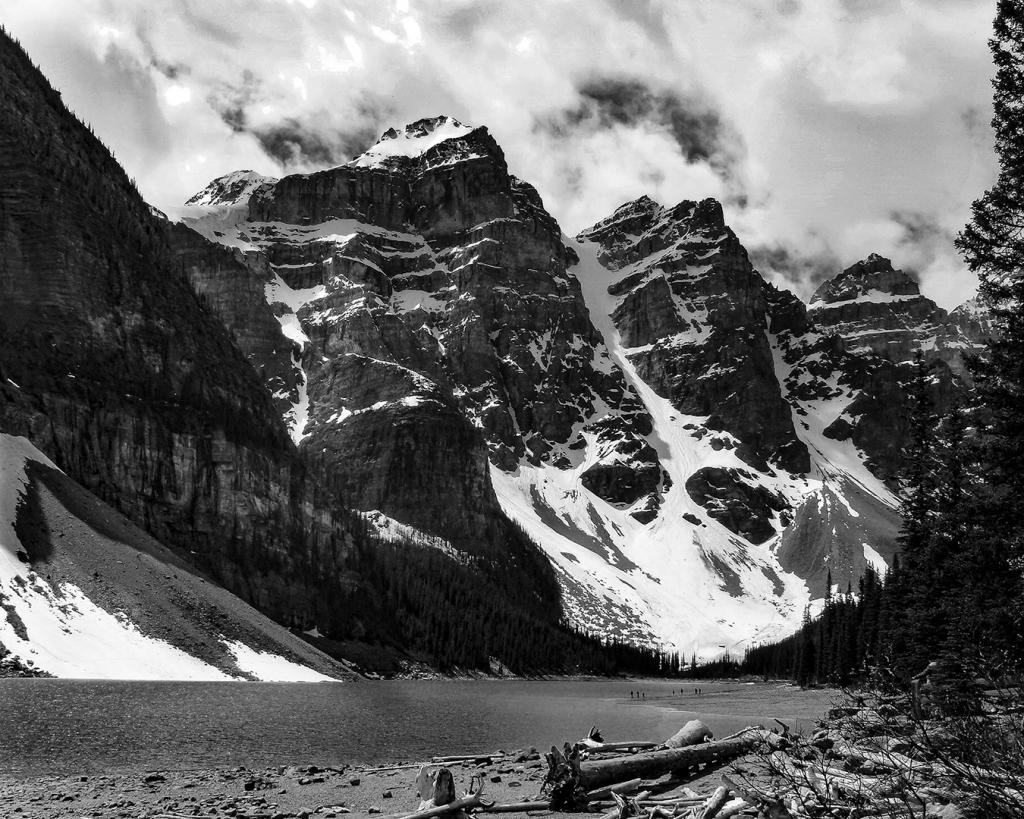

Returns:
0,434,348,680
489,240,814,656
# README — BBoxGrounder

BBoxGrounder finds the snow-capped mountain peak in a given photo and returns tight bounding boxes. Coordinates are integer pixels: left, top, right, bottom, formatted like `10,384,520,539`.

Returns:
346,114,483,169
809,253,920,307
182,169,278,211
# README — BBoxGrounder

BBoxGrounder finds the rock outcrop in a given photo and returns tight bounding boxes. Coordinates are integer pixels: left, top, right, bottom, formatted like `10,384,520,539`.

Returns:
808,253,986,373
0,30,373,635
579,197,810,474
183,116,667,539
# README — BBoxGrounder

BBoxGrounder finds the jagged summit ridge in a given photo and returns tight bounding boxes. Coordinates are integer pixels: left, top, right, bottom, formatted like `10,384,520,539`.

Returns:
810,253,920,306
579,195,809,474
807,253,984,367
346,114,492,171
183,169,278,210
579,196,728,272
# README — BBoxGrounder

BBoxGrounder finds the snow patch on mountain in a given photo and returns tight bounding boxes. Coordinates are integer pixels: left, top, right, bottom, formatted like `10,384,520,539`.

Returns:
222,639,333,682
767,336,898,508
0,435,230,678
0,434,342,680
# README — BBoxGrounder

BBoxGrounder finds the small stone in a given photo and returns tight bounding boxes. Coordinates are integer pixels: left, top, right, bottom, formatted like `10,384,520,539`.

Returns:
144,774,166,784
509,781,522,788
348,778,361,787
490,776,502,783
382,790,393,799
368,807,381,815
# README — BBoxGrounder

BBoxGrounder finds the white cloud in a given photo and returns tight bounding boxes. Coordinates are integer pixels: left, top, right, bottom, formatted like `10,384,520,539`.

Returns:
3,0,997,308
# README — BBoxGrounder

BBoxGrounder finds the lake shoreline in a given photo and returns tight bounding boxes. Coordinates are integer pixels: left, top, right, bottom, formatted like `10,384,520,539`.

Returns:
0,677,835,815
0,744,774,818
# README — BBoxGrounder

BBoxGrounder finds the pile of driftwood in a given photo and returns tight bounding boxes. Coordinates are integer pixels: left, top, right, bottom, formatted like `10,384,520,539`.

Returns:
396,720,786,819
746,697,1023,819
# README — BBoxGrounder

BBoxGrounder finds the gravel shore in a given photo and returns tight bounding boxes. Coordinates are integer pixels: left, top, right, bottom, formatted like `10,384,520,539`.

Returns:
0,747,764,819
0,752,555,819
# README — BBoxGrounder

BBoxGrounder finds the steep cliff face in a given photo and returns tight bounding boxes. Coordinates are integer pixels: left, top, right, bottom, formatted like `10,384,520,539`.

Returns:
772,253,978,487
0,30,370,641
808,253,986,373
0,432,348,680
579,197,809,474
183,116,666,547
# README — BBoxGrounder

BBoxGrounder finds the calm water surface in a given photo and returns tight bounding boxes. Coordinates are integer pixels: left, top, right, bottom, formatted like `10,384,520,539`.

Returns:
0,679,835,778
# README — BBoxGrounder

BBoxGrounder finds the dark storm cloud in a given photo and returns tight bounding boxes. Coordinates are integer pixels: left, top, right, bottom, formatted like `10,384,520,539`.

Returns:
748,244,843,296
537,77,742,178
610,1,672,51
207,73,384,169
437,1,503,43
207,70,260,133
250,118,378,167
891,210,952,248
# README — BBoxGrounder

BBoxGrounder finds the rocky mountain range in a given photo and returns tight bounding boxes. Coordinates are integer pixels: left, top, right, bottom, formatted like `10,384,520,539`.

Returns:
177,114,986,654
0,29,988,675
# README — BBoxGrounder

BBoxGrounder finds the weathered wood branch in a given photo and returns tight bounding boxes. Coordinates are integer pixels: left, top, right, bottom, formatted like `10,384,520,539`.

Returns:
397,791,493,819
585,778,644,800
698,785,730,819
478,802,550,813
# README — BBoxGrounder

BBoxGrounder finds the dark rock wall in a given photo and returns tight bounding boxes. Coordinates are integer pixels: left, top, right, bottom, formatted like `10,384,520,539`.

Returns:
580,197,810,474
0,31,359,630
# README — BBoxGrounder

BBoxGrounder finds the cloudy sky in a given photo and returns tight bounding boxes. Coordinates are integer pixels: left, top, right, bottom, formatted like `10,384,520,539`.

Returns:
5,0,999,307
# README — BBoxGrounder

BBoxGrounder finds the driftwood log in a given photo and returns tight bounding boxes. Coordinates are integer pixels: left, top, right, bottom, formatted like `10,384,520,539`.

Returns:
477,802,550,813
585,778,644,800
546,728,768,809
577,726,658,753
576,728,766,789
665,720,713,749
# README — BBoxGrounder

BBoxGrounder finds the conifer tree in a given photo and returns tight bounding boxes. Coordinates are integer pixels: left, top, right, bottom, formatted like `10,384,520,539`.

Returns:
898,351,935,579
955,0,1024,666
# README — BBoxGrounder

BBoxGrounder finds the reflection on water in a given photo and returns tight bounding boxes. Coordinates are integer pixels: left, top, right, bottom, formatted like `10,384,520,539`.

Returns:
0,678,834,778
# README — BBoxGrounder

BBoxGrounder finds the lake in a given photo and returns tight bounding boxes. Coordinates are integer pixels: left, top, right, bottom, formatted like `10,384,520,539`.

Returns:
0,678,836,779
